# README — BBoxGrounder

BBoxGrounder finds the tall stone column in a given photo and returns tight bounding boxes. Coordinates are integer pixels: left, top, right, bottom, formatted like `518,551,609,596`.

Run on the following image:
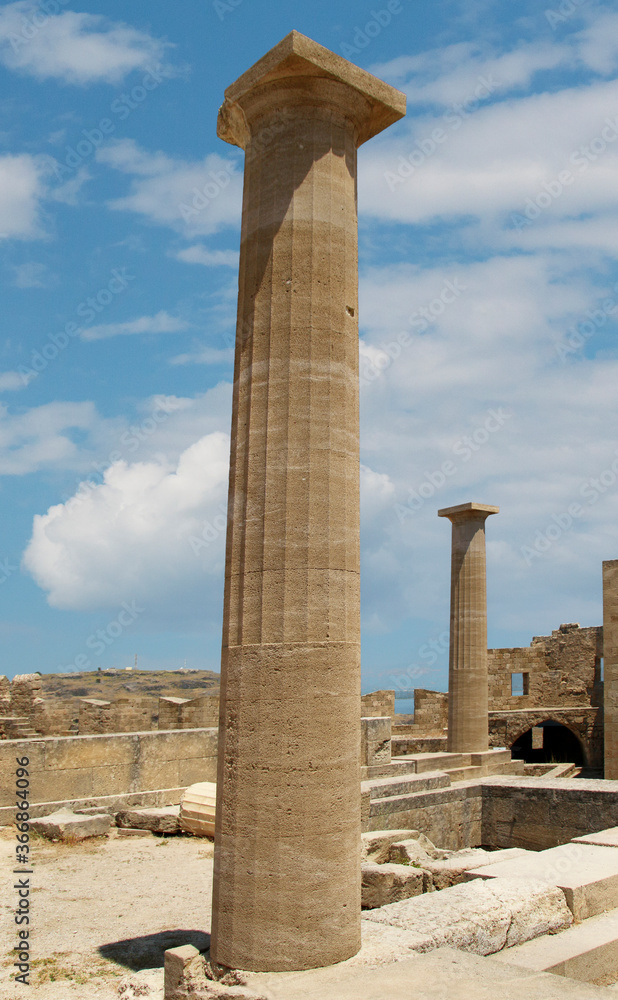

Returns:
603,560,618,779
211,32,405,973
438,503,499,753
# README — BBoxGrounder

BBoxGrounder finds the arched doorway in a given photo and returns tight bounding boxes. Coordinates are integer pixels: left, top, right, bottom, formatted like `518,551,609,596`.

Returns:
510,720,585,766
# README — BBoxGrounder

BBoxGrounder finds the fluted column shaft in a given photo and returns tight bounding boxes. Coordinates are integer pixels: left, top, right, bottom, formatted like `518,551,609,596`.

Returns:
439,503,498,753
210,33,405,973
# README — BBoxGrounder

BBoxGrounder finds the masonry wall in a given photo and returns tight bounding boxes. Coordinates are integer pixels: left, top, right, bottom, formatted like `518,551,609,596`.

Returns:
488,623,603,711
412,689,448,732
363,782,483,851
482,776,618,849
604,560,618,779
78,695,157,735
0,728,218,822
360,690,395,718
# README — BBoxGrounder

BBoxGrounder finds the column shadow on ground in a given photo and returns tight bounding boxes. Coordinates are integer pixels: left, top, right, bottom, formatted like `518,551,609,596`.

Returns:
99,929,210,970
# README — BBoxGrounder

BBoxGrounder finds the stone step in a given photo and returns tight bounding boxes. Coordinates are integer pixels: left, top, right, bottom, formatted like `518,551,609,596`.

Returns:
362,758,420,780
493,904,618,984
363,771,451,803
243,944,616,999
467,841,618,921
410,752,473,773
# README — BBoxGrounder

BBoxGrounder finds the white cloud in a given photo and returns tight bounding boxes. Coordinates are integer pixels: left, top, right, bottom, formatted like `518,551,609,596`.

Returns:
0,400,98,474
174,245,239,267
0,153,46,240
0,370,32,390
80,309,189,342
0,3,171,85
12,261,51,287
371,40,570,106
97,139,243,237
22,432,230,612
170,346,234,366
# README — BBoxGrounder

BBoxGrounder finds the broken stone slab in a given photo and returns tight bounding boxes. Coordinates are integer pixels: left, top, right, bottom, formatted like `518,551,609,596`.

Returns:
425,848,532,890
388,835,447,866
361,829,421,864
116,805,180,834
31,807,112,841
361,861,425,908
362,876,572,955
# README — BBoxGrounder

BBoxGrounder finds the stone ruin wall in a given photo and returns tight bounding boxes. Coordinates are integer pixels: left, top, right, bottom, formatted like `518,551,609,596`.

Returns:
360,690,395,718
0,673,222,739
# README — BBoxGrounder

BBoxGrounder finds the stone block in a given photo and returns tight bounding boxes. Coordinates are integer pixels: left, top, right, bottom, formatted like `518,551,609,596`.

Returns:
44,734,137,769
361,829,421,864
136,758,180,791
116,828,154,838
467,841,618,921
361,861,424,908
363,876,572,955
31,807,112,841
494,903,618,984
572,827,618,848
116,805,180,833
91,764,135,797
33,767,94,802
164,943,201,999
361,716,391,767
177,756,218,787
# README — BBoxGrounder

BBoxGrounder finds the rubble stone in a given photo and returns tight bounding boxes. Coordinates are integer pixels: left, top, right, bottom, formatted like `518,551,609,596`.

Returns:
116,805,180,834
361,862,425,908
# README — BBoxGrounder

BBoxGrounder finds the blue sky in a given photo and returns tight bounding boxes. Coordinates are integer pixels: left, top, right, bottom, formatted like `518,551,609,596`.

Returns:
1,0,617,703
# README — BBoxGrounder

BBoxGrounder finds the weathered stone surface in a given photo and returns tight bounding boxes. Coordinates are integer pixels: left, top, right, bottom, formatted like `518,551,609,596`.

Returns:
31,806,111,840
164,943,268,999
361,862,424,908
361,829,421,864
116,805,180,833
363,877,572,955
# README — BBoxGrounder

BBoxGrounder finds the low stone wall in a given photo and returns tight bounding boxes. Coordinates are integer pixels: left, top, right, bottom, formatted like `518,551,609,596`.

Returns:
0,728,218,823
364,781,483,852
481,775,618,850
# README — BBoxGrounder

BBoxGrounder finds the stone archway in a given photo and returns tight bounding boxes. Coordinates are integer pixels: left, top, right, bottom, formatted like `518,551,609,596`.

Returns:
510,719,585,766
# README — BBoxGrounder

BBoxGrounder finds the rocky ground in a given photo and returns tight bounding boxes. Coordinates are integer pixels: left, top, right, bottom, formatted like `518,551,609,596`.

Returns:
0,825,213,999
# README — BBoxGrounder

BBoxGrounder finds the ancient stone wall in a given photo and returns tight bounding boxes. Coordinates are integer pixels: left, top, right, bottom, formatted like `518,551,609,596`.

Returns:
0,676,10,714
78,696,157,735
360,690,395,718
413,689,448,733
158,694,220,730
488,623,603,711
10,673,42,717
0,728,218,824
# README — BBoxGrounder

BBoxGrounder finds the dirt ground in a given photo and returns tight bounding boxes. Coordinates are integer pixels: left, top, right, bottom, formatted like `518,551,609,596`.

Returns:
0,825,214,999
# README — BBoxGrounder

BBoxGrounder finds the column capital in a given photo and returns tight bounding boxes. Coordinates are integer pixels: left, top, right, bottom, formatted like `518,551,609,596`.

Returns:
438,502,499,522
217,29,406,149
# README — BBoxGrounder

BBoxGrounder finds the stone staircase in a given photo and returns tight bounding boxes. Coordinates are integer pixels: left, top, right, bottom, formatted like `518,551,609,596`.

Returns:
476,826,618,987
0,715,39,739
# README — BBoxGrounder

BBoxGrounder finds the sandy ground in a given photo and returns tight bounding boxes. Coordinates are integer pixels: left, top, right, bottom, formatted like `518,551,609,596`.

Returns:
0,825,214,999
